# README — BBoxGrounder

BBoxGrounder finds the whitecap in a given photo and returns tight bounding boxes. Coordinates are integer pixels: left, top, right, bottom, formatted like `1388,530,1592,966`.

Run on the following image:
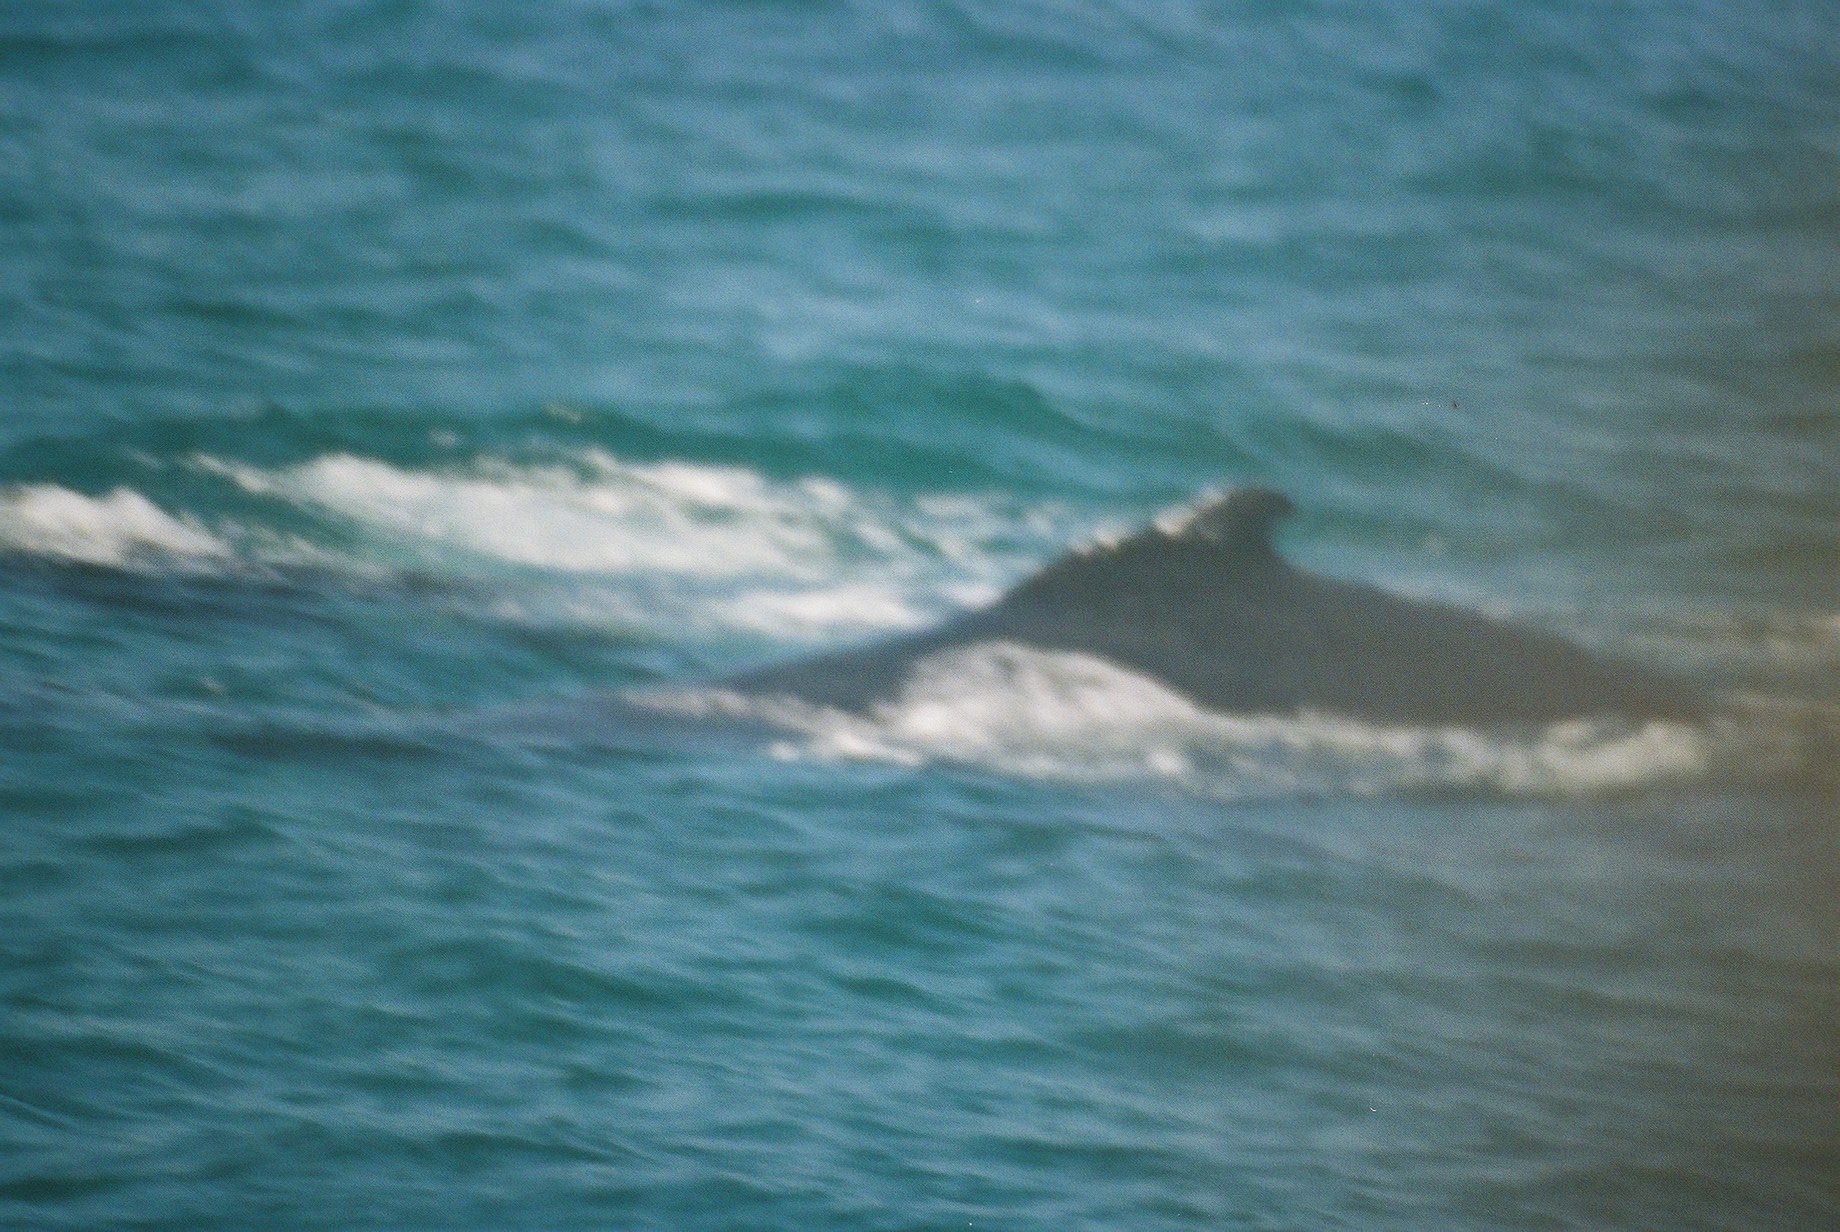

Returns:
194,450,1079,640
645,641,1792,799
0,484,229,568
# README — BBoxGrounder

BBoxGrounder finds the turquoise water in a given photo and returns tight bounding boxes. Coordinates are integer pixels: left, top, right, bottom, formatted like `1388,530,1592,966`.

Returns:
3,1,1838,1227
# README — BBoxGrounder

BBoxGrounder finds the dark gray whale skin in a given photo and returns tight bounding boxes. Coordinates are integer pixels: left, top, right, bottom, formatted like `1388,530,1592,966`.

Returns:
721,488,1709,725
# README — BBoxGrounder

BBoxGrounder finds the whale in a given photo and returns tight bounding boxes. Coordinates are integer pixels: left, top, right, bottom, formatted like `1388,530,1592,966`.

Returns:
718,487,1709,726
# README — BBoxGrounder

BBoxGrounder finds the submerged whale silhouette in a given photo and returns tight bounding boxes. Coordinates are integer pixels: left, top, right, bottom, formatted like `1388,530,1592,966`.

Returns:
721,487,1708,726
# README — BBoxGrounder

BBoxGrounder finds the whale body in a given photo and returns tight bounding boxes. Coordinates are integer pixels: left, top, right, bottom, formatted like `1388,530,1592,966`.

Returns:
721,487,1708,726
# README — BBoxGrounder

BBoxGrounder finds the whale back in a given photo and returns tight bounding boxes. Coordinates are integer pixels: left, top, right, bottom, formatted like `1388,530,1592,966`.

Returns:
720,486,1709,723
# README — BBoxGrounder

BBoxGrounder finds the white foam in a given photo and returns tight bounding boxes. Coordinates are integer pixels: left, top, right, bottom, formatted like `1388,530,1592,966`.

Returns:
0,484,229,568
197,451,1075,639
1152,486,1231,537
1637,608,1840,681
647,641,1778,799
208,452,816,574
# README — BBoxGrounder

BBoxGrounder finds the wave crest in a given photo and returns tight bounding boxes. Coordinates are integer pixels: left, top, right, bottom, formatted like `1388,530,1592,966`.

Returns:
646,642,1800,799
193,450,1067,638
0,484,229,568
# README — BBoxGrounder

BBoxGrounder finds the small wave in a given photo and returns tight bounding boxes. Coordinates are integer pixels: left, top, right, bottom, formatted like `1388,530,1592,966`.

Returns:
644,642,1803,799
205,451,841,576
1632,609,1840,688
0,484,229,568
194,450,1065,639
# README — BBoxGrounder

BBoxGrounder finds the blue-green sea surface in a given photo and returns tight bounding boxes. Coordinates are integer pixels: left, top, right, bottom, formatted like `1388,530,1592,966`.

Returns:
2,1,1837,1229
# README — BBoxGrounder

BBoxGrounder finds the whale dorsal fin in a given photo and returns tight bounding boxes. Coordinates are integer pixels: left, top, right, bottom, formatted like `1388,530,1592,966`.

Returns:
1000,486,1296,609
1152,486,1296,551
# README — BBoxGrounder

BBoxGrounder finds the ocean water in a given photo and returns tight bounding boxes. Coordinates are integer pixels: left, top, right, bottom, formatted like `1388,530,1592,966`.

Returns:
3,1,1837,1228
